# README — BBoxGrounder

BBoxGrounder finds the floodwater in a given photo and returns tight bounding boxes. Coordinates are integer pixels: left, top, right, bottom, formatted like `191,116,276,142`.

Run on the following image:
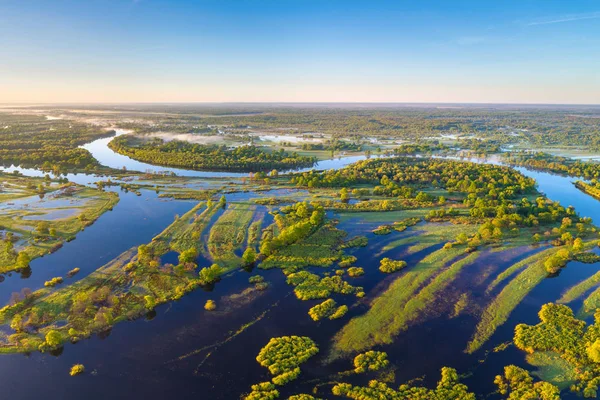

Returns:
0,141,598,398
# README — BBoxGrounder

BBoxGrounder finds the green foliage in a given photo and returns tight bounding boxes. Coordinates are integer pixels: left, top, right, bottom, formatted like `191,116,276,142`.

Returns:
178,248,198,265
287,271,360,301
330,305,348,320
308,299,337,321
332,367,475,399
245,382,280,400
256,336,319,386
45,330,63,348
379,258,407,273
243,247,257,266
347,267,364,277
199,264,223,285
494,365,560,400
249,275,265,284
109,135,316,172
513,303,600,396
204,300,217,311
353,351,390,373
70,364,85,376
44,277,64,287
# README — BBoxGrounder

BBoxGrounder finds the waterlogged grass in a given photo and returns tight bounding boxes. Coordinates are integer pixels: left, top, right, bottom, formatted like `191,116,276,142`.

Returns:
162,203,216,254
526,351,577,389
486,247,552,294
260,223,346,270
0,200,219,353
0,186,119,273
150,201,210,254
559,270,600,305
337,209,432,224
207,203,255,269
581,286,600,316
378,223,478,256
467,246,582,354
332,245,471,356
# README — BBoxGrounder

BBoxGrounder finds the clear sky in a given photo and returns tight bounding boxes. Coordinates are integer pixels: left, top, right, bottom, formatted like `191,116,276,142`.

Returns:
1,0,599,104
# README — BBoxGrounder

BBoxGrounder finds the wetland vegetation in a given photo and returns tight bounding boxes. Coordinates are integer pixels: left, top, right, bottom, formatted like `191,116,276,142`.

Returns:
3,104,600,399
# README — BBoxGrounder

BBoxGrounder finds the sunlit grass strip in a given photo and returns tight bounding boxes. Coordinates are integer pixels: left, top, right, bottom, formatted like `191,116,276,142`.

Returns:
559,270,600,305
580,286,600,316
465,243,596,354
486,248,554,293
331,245,468,356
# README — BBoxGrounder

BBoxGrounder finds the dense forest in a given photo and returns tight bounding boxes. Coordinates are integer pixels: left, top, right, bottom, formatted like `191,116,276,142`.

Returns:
108,135,317,172
0,113,113,173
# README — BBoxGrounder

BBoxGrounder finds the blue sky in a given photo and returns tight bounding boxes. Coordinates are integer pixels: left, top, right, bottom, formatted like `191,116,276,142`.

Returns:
1,0,599,103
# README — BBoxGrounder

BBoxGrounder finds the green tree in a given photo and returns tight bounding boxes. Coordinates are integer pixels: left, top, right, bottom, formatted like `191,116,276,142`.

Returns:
242,247,257,266
45,330,63,347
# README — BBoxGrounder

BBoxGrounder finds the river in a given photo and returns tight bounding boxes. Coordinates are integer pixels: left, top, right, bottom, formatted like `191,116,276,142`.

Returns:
0,134,599,399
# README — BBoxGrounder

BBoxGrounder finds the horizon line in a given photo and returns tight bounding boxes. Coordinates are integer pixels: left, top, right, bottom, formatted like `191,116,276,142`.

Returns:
1,101,600,107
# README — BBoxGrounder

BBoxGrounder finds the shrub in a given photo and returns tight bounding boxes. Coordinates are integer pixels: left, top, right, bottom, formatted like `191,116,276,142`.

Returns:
199,264,222,285
256,336,319,386
379,258,407,273
353,351,390,373
347,267,364,277
329,305,348,320
204,300,217,311
70,364,85,376
45,330,63,348
44,277,64,287
308,299,337,321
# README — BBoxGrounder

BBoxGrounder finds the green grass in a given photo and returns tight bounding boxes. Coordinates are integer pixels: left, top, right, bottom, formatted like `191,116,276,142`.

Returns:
486,247,552,294
559,270,600,305
378,223,477,255
580,285,600,316
467,245,580,354
331,245,472,357
0,186,119,273
337,209,432,223
207,203,256,269
526,351,577,389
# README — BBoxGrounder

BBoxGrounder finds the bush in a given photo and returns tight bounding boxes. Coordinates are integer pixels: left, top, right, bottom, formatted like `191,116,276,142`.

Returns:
256,336,319,386
379,258,407,273
45,330,63,348
199,264,222,285
353,351,390,373
308,299,337,321
44,277,64,287
204,300,217,311
70,364,85,376
249,275,264,284
347,267,364,277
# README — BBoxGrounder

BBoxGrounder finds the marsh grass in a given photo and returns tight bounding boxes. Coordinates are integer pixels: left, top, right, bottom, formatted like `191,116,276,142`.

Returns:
332,245,473,356
207,203,255,269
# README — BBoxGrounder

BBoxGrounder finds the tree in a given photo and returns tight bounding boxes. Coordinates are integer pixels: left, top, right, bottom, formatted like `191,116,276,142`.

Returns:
36,221,49,235
45,330,63,347
15,252,31,269
242,247,257,266
340,188,350,203
199,264,222,285
178,248,198,265
219,195,227,209
587,339,600,363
